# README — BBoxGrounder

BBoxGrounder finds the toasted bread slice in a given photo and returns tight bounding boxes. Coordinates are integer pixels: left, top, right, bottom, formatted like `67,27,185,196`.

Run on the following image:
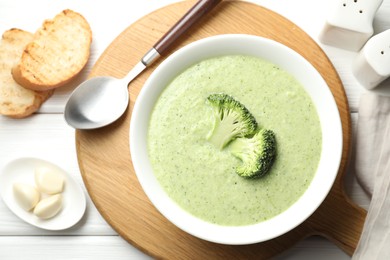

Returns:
12,9,92,91
0,29,54,118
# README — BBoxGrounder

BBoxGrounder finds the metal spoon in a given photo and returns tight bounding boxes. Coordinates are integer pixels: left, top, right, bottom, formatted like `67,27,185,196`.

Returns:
64,0,222,130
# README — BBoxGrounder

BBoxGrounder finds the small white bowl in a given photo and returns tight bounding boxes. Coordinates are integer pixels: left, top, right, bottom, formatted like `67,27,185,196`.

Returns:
0,157,86,230
130,34,342,245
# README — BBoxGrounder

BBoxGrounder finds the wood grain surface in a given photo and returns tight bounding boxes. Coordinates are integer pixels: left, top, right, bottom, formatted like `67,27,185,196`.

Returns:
76,1,366,259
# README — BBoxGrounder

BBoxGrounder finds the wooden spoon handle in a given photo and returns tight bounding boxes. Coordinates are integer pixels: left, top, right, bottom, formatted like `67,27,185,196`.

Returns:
154,0,222,55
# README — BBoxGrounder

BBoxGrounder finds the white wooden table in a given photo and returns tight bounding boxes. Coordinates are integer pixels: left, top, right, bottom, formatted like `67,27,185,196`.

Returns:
1,0,389,259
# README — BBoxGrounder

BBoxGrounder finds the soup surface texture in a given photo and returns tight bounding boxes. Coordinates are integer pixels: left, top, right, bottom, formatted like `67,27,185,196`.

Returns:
147,55,322,226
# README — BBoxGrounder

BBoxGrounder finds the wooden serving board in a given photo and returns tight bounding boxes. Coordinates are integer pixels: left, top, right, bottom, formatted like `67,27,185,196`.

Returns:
76,1,367,258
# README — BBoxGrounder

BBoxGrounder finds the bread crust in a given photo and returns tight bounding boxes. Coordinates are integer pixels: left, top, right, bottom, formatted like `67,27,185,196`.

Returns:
12,9,92,91
0,28,53,118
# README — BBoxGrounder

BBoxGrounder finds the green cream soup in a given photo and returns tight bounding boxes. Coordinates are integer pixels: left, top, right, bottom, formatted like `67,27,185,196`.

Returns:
147,55,322,226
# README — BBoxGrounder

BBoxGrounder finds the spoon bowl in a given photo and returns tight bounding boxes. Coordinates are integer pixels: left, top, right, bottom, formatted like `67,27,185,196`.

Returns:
64,76,129,129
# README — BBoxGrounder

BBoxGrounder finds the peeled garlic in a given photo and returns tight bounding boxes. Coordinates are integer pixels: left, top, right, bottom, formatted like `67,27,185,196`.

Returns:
13,183,40,211
35,166,65,194
33,194,62,219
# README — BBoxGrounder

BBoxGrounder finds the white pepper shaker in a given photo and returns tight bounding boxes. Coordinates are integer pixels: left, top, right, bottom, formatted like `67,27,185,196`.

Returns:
319,0,383,51
352,29,390,89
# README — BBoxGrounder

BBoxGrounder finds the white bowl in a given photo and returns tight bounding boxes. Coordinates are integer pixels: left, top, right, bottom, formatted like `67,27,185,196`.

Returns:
130,34,342,245
0,157,86,230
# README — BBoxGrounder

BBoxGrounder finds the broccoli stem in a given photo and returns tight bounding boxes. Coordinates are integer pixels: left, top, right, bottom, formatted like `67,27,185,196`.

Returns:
208,110,243,149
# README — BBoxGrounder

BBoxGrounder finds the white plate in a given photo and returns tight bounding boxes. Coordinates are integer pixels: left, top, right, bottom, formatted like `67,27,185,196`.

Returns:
0,157,86,230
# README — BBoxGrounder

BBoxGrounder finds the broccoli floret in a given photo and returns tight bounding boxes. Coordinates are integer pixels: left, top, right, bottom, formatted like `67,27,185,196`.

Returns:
206,93,257,149
229,129,277,178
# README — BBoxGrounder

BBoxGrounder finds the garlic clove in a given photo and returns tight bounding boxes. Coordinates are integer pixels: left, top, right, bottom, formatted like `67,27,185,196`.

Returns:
35,166,65,194
13,183,40,211
33,194,62,219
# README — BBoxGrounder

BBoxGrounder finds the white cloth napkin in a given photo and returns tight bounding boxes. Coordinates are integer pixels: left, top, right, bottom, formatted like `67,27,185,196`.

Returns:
353,92,390,259
354,93,390,196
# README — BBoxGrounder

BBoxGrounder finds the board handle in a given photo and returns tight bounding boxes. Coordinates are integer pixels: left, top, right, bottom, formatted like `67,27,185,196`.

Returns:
154,0,222,55
307,188,367,255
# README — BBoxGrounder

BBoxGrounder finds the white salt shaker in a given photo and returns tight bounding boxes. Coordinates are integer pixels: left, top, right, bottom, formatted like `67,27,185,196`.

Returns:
352,29,390,89
319,0,383,51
